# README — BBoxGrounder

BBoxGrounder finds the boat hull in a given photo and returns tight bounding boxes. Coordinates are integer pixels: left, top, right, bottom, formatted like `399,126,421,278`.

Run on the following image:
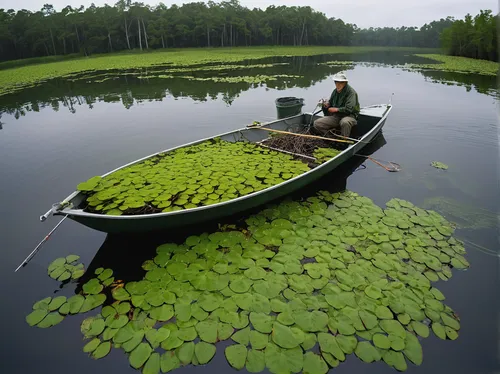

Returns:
52,105,392,234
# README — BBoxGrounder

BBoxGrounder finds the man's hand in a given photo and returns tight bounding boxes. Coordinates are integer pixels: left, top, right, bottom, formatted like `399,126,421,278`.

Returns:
328,107,339,113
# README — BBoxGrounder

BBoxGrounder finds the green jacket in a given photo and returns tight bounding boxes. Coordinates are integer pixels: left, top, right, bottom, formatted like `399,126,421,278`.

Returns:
324,84,360,119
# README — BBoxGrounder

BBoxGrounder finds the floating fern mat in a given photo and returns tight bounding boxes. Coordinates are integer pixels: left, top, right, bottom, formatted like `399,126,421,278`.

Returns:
77,138,334,216
26,191,469,373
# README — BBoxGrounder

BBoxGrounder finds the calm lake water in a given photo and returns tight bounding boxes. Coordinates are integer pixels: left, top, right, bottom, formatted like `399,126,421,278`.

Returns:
1,50,498,374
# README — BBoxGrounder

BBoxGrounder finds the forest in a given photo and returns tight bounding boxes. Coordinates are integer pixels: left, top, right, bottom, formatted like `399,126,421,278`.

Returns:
0,0,497,63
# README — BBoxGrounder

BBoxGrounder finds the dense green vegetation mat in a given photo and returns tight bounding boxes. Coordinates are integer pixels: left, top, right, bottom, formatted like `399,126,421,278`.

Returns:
412,54,499,76
0,46,432,97
26,189,469,373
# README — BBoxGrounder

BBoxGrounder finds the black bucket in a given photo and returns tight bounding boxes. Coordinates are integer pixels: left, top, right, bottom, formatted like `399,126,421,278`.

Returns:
275,97,305,119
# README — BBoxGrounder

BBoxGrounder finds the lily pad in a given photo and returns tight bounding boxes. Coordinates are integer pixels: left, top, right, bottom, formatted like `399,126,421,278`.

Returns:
354,341,381,363
129,342,153,369
225,344,247,370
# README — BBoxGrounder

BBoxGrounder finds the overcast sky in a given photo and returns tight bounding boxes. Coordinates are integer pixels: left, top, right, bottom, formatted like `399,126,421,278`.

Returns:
0,0,497,28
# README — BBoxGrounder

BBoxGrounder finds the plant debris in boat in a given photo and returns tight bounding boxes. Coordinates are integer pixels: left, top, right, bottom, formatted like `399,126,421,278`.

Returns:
25,190,469,372
76,138,339,216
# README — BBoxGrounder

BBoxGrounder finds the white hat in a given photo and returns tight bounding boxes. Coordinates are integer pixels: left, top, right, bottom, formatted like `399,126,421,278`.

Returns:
332,71,348,82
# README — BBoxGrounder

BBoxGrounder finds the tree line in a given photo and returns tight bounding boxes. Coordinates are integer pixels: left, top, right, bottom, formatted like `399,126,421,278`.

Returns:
0,1,497,63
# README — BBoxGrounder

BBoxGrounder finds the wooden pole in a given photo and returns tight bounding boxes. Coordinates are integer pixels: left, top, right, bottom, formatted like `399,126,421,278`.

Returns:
252,127,355,144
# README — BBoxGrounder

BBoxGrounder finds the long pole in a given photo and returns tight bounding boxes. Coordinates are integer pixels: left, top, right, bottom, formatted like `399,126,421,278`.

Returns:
252,127,355,144
14,215,68,272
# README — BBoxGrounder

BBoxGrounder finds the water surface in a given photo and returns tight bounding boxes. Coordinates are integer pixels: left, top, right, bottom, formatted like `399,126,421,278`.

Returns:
1,51,498,374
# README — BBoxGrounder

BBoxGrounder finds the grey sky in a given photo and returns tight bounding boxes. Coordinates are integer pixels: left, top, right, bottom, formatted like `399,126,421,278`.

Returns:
0,0,497,28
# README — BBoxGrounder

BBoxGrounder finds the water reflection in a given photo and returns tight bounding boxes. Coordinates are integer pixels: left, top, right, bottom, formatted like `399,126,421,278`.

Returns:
78,131,387,286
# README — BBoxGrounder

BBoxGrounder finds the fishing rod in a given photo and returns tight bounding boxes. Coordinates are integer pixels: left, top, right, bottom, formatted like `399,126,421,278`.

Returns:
14,201,71,272
15,215,68,272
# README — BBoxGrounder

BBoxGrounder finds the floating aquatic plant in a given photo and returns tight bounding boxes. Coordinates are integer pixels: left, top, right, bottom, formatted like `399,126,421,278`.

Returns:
47,255,85,281
313,148,341,163
26,189,469,373
431,161,448,170
76,138,314,215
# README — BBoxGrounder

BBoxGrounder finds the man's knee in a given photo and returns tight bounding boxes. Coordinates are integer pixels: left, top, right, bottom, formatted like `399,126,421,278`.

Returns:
313,118,330,132
339,117,357,135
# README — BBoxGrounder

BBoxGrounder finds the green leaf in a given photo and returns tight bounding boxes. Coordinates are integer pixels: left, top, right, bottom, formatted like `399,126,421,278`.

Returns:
373,333,391,349
129,342,153,369
411,321,430,338
196,319,218,343
354,341,381,363
145,328,171,348
81,316,105,338
68,295,85,314
249,312,273,333
149,305,174,322
37,312,65,328
177,342,195,365
83,338,101,353
112,287,130,301
441,312,460,330
195,342,216,364
379,320,406,338
318,333,345,361
383,349,408,371
271,322,304,349
303,352,328,374
294,311,328,332
359,310,378,329
264,343,303,374
336,334,357,354
403,331,423,365
431,322,447,340
225,344,248,370
364,285,382,299
246,349,266,373
92,341,111,359
26,309,49,326
161,351,180,373
232,326,251,345
250,330,269,350
143,353,161,374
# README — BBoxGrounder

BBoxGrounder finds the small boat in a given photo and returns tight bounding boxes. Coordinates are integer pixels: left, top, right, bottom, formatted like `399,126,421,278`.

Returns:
40,103,392,234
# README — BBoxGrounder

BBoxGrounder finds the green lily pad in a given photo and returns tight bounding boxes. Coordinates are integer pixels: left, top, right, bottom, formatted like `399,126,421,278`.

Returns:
250,330,269,350
303,352,329,374
196,320,218,343
431,322,447,339
177,341,195,365
354,341,381,363
411,321,430,338
264,343,303,374
37,312,65,328
143,352,161,374
83,338,101,353
26,309,49,326
161,351,180,373
271,322,304,349
92,341,111,359
129,342,153,369
318,333,345,361
225,344,247,370
195,342,216,364
383,349,408,371
294,310,328,332
373,333,391,349
403,331,423,365
246,349,266,373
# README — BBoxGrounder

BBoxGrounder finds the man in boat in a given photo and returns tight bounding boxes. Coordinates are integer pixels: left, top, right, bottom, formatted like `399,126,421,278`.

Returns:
312,71,360,139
